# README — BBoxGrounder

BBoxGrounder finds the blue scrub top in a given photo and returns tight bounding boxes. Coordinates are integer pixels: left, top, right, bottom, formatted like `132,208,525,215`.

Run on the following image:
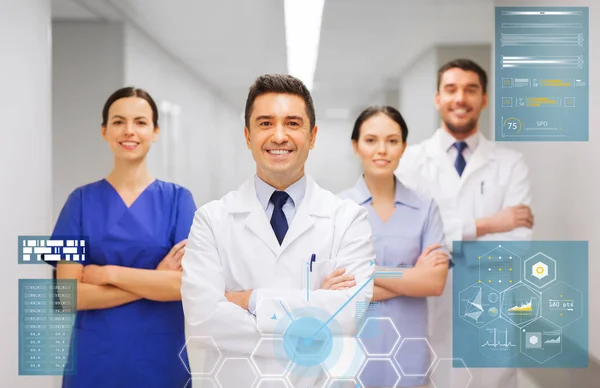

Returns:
51,179,196,388
339,175,449,387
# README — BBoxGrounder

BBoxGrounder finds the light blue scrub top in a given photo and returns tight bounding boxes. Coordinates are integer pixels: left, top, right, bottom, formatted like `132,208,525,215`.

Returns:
339,175,450,387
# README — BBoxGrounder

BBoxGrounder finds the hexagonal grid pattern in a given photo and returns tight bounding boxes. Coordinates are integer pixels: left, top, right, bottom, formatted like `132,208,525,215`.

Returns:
180,336,222,375
520,318,563,364
523,252,557,290
326,378,358,388
286,362,329,388
255,378,290,388
458,282,501,328
323,337,366,379
477,245,522,292
215,358,258,388
541,281,583,328
430,358,472,388
251,338,291,376
500,282,541,328
478,319,520,364
357,358,401,388
394,337,437,377
357,317,401,356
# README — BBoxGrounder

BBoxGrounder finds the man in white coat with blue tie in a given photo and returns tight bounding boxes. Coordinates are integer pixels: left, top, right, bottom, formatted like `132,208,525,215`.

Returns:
181,74,375,387
396,59,534,388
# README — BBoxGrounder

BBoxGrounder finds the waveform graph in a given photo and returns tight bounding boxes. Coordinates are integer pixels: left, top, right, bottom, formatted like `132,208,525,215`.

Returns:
500,282,541,328
477,245,522,292
478,319,520,365
520,318,563,364
459,283,501,328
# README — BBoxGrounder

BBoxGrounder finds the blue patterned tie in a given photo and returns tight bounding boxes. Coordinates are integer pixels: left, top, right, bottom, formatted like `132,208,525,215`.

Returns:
270,191,289,245
454,141,467,177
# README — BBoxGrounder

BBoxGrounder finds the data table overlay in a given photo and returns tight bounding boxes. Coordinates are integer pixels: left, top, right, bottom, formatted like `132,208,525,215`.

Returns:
495,7,589,141
19,279,77,375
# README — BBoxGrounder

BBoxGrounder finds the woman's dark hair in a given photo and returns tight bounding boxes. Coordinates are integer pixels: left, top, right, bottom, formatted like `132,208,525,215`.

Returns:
351,106,408,143
101,87,159,127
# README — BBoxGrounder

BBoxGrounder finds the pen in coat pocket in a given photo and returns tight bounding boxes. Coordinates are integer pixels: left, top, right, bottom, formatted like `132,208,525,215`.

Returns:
309,253,316,272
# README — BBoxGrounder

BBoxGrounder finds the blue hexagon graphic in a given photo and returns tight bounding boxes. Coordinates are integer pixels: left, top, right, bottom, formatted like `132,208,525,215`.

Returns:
180,336,222,375
541,281,583,328
256,378,290,388
476,245,522,292
184,378,218,388
500,282,541,328
523,252,557,290
252,338,291,377
430,358,472,388
215,358,258,388
357,358,401,387
458,282,501,328
393,338,437,376
520,318,562,364
357,317,401,356
479,318,520,365
283,316,333,367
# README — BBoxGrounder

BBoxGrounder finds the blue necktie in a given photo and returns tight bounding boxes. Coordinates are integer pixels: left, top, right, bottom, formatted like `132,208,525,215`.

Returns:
270,191,289,245
454,141,467,177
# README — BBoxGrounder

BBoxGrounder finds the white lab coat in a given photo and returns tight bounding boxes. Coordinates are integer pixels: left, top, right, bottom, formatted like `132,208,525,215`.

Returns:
395,129,532,388
396,129,532,248
181,175,375,387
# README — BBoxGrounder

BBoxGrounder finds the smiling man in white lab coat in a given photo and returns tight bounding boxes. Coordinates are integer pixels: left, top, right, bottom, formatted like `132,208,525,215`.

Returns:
181,74,375,387
396,59,534,388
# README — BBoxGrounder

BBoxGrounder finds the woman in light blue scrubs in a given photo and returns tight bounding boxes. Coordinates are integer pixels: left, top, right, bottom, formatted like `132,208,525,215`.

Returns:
339,106,451,387
50,87,196,387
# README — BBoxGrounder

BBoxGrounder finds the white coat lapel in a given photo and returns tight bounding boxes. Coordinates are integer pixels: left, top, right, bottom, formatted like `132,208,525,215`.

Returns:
424,131,459,181
280,177,329,251
228,177,280,256
459,135,494,185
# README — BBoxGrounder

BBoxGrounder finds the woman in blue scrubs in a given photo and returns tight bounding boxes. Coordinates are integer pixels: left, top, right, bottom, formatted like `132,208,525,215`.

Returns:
338,106,451,387
51,87,196,387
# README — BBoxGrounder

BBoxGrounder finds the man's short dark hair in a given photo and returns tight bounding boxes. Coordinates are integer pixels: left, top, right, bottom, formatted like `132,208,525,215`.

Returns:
244,74,316,130
437,59,488,94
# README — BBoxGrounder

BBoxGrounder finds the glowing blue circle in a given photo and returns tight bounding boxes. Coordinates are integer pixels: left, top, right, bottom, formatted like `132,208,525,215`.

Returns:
283,316,333,367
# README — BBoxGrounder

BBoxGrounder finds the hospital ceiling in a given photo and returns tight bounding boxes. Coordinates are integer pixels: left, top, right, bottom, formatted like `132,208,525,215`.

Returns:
51,0,493,115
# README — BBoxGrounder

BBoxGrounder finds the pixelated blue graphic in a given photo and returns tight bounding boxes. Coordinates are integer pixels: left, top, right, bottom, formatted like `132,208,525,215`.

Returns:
393,338,437,377
453,241,588,368
355,301,381,338
19,279,77,375
495,7,589,141
18,235,89,264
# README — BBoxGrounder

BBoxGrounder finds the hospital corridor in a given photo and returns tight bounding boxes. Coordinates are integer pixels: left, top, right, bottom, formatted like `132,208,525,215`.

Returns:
1,0,599,387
